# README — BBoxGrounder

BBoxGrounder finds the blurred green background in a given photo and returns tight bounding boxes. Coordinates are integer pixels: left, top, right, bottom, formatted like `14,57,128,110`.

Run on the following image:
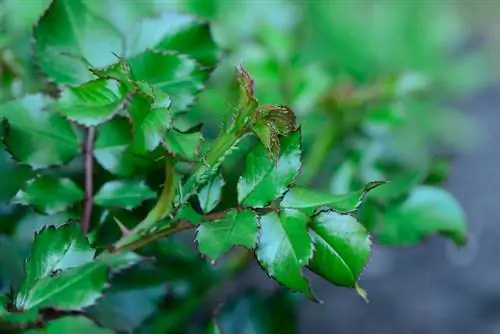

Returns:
1,0,499,333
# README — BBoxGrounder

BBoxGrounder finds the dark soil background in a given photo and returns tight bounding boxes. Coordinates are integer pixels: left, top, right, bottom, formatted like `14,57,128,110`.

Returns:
295,86,500,333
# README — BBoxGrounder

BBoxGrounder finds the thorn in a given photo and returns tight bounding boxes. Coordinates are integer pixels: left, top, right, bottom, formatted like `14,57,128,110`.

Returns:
113,217,130,236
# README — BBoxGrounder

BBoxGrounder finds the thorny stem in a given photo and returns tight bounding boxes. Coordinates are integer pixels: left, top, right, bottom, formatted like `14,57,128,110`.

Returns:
113,129,242,251
81,127,95,234
114,154,177,248
113,207,275,253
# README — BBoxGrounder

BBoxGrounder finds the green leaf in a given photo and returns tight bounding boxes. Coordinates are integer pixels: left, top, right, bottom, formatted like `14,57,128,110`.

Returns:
0,295,38,325
25,316,113,334
94,180,156,210
164,128,203,161
255,210,313,296
238,130,301,207
196,210,258,262
281,181,386,214
0,94,80,169
377,186,467,246
126,13,219,66
50,79,127,126
13,176,84,214
16,224,95,308
307,211,372,288
198,173,225,213
94,118,157,177
13,224,140,312
15,251,139,311
128,92,172,153
129,50,208,113
34,0,124,85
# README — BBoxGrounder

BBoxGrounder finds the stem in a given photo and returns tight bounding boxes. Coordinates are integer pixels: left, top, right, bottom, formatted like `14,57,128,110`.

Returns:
81,127,95,234
114,154,176,248
113,131,242,250
299,112,342,185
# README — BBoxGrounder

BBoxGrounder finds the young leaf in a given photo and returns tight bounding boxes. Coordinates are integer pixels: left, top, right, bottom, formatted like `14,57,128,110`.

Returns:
127,92,172,153
238,130,301,207
129,50,208,113
125,13,219,67
0,94,80,169
34,0,124,85
196,210,258,262
281,181,386,214
13,176,84,214
24,316,113,334
198,173,225,213
307,211,372,288
164,129,203,161
377,186,467,246
255,210,313,296
94,118,157,176
50,79,127,126
94,180,156,210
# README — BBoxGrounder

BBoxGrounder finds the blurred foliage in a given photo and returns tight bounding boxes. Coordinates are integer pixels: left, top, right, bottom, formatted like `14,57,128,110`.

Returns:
0,0,494,332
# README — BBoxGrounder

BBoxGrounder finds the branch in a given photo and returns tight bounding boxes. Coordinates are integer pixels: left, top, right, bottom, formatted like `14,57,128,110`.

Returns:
81,127,95,234
112,207,275,253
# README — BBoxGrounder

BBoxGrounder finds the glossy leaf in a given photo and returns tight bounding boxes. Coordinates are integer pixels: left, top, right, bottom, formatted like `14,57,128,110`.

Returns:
255,210,313,295
126,13,219,66
34,0,124,85
94,180,156,210
13,224,140,312
25,316,113,334
0,94,80,169
16,224,95,308
164,129,203,161
281,181,386,214
198,173,225,213
0,295,38,325
51,79,127,126
128,92,172,153
377,186,467,246
308,211,372,288
13,176,84,214
238,130,301,207
129,50,208,113
196,210,258,262
15,251,140,311
94,118,157,176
